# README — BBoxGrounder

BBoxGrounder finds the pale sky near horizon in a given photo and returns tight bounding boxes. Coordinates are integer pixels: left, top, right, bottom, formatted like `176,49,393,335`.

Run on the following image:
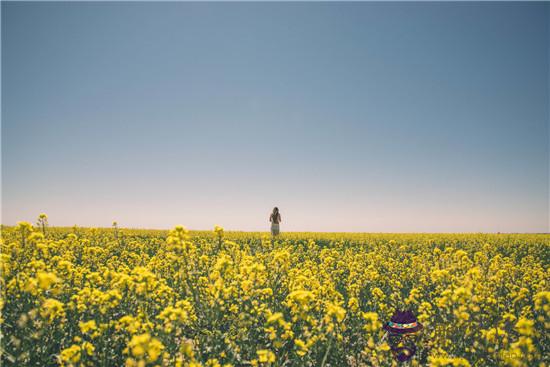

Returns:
2,2,549,232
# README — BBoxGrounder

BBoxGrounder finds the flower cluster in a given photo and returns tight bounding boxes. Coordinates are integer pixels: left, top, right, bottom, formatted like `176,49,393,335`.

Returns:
1,218,548,366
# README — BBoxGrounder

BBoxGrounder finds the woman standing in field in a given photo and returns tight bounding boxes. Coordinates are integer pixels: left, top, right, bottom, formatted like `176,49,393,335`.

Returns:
270,207,281,236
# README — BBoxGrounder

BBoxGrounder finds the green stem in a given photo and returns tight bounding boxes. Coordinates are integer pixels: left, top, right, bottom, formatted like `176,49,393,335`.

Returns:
321,338,332,367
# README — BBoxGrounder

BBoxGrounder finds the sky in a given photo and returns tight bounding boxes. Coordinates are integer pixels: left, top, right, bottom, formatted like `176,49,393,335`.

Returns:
2,2,549,232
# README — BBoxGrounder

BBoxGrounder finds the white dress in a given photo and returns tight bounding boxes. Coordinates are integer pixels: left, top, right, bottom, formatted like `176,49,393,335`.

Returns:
270,214,280,235
271,222,280,236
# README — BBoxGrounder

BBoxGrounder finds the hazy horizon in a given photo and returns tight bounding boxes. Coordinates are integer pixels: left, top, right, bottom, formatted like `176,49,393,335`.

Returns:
2,2,549,233
2,222,548,235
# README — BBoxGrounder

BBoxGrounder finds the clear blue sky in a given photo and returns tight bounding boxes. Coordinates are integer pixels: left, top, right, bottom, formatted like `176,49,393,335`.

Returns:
2,2,549,232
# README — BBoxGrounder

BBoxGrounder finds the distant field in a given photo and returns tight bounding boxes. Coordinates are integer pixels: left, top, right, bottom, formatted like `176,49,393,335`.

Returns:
1,223,548,367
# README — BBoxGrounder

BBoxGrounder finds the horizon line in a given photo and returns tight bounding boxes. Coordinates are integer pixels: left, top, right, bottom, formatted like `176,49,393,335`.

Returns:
1,223,548,235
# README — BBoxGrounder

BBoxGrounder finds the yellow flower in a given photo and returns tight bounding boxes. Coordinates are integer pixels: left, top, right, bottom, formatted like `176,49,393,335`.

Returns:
81,341,95,356
406,287,421,305
481,327,507,344
24,277,39,295
362,312,381,332
28,232,45,243
325,301,346,323
428,356,471,367
214,225,224,236
41,298,65,322
16,221,33,232
37,272,59,290
79,320,97,334
256,349,276,363
371,287,385,299
287,290,315,306
515,318,535,337
59,344,81,365
294,339,308,356
125,333,164,363
453,306,470,322
348,297,359,312
267,312,283,324
157,299,196,332
206,358,222,367
534,291,550,313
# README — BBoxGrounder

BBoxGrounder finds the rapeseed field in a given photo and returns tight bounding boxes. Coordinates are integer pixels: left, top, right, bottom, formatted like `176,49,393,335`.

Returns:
1,216,548,366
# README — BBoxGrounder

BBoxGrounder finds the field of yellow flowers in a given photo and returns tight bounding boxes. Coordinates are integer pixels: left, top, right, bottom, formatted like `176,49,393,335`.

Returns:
1,217,548,367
